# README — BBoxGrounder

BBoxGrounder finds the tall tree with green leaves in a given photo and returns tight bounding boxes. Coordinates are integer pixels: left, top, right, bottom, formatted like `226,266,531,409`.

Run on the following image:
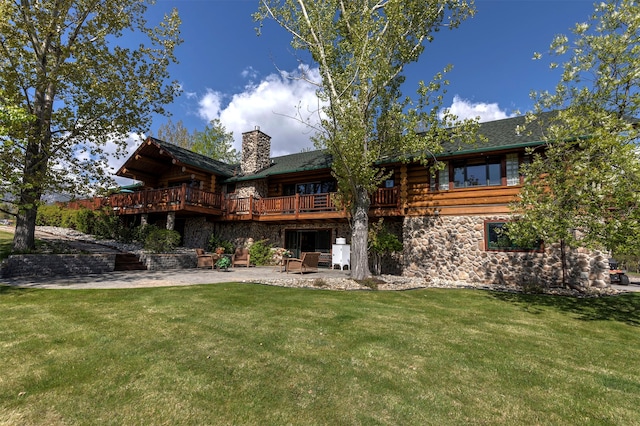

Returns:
0,0,182,251
154,118,195,149
192,119,240,164
510,0,640,268
256,0,478,279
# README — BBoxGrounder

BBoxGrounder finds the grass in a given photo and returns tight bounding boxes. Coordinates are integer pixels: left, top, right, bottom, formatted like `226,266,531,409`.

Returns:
1,284,639,425
0,230,12,260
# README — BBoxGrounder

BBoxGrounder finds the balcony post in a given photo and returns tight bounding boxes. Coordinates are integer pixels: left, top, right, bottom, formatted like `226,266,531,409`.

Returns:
180,183,186,210
295,193,300,219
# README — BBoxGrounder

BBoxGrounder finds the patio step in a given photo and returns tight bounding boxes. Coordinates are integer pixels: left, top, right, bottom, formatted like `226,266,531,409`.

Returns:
114,253,147,271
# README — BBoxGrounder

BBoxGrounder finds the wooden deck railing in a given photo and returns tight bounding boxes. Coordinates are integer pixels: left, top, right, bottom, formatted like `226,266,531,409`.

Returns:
371,187,399,207
108,185,398,216
109,184,223,212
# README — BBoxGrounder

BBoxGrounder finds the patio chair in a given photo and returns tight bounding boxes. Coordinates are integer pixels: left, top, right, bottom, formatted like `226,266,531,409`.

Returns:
232,248,251,267
286,252,321,274
195,248,217,269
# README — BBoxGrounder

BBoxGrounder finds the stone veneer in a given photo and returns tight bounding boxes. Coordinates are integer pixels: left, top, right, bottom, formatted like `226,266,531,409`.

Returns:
235,128,272,199
241,128,271,175
235,179,268,199
403,215,610,289
182,217,350,251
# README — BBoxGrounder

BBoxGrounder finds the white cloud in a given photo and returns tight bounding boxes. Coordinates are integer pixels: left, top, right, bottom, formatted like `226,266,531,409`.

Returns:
195,72,518,158
105,132,146,187
198,89,224,122
241,66,259,81
198,65,323,157
442,95,516,122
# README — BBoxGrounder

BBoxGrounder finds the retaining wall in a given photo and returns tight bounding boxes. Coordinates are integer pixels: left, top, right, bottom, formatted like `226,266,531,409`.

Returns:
139,253,196,270
1,254,116,278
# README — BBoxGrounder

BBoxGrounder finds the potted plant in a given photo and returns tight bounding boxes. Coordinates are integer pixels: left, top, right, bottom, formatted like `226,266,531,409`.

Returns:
215,255,231,271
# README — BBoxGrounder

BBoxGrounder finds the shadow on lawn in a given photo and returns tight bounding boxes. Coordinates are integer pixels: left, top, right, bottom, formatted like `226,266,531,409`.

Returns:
0,285,39,296
489,291,640,327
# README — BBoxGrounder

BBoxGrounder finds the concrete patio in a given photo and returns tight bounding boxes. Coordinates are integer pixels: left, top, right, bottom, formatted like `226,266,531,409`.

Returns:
0,265,355,290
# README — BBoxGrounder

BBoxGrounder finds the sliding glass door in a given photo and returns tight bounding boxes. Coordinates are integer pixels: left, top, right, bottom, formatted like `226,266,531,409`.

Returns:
284,229,332,258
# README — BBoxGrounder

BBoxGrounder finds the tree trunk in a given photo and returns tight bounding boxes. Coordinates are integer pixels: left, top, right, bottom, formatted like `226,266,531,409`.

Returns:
12,199,38,251
12,155,44,251
350,186,371,280
12,79,53,251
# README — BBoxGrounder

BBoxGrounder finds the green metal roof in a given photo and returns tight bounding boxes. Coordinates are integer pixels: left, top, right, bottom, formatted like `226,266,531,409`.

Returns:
141,114,556,183
225,114,556,182
150,137,238,177
225,149,333,182
438,112,553,156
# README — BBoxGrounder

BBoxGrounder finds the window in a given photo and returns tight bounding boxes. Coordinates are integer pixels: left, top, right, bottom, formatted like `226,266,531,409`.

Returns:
438,162,449,191
506,153,520,186
453,158,501,188
283,180,336,196
485,221,542,252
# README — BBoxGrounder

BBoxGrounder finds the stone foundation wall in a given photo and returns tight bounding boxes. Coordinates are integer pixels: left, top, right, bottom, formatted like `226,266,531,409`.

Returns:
403,215,609,289
1,254,116,278
182,217,350,250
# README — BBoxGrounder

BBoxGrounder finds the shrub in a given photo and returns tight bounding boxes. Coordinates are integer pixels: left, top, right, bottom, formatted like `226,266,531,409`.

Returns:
215,256,232,270
60,208,78,229
36,204,64,226
144,228,181,253
208,234,234,254
249,239,273,266
74,208,95,234
368,218,403,275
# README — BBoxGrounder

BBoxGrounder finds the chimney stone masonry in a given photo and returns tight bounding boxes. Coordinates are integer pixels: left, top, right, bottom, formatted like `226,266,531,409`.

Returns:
241,127,271,175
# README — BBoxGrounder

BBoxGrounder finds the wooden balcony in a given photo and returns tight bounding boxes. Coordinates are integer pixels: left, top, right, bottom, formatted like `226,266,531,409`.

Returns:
109,184,224,215
107,185,400,220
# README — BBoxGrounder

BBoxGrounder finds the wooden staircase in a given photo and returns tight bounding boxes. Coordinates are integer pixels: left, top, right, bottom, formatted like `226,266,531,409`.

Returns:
114,253,147,271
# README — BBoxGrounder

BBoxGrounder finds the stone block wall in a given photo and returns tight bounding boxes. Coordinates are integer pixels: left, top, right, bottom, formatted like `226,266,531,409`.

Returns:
403,215,609,289
1,254,116,278
139,253,196,270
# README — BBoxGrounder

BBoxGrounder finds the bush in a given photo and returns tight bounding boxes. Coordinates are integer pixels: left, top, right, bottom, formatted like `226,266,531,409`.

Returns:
74,208,95,234
368,218,403,275
208,234,234,254
249,239,273,266
144,228,181,253
36,204,64,226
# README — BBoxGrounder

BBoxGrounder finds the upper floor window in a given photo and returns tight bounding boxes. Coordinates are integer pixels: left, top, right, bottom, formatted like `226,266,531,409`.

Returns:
283,180,336,196
453,157,501,188
438,163,449,191
505,153,520,186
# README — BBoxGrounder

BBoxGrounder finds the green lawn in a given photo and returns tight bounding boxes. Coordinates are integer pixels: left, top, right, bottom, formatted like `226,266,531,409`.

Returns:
1,284,639,425
0,230,13,259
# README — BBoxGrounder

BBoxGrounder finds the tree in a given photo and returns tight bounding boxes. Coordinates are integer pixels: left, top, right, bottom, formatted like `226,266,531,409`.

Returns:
154,118,195,149
0,0,182,251
509,0,640,267
256,0,478,279
192,119,240,164
368,218,402,276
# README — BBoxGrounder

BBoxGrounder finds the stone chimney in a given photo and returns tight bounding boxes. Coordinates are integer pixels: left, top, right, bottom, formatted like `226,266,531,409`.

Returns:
241,127,271,175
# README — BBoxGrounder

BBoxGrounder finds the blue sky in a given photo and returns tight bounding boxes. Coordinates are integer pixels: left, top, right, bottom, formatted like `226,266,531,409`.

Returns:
116,0,598,166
